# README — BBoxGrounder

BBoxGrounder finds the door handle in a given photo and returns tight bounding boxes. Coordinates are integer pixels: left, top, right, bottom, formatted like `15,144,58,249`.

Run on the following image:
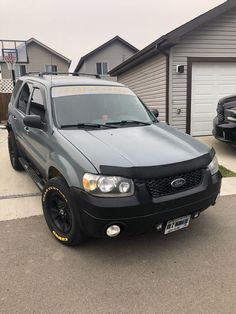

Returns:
13,115,17,120
24,126,29,134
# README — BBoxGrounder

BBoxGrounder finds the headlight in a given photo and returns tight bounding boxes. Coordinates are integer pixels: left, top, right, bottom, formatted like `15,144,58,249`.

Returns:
225,108,236,122
83,173,134,197
208,156,219,175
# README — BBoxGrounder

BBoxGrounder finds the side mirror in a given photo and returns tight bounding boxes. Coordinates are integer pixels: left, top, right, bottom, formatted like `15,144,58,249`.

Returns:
23,115,43,129
151,109,159,117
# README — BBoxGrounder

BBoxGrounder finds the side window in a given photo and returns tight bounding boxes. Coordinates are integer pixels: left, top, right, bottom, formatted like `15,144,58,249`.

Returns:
16,82,32,114
29,88,46,122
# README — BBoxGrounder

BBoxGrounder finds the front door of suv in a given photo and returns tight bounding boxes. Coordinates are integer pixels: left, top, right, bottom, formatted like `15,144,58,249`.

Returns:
23,84,50,176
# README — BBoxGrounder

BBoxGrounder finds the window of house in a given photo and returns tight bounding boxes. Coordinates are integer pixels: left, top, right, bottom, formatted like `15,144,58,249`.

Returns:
15,65,27,78
45,65,58,74
16,83,33,114
29,88,46,122
96,62,108,75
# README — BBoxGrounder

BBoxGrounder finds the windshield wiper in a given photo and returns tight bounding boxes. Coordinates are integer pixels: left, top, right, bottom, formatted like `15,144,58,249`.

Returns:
60,122,117,129
106,120,151,126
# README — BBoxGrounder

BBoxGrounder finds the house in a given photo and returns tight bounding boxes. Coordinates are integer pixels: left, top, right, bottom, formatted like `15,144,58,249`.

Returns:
110,0,236,136
74,36,138,80
0,38,71,122
0,37,71,80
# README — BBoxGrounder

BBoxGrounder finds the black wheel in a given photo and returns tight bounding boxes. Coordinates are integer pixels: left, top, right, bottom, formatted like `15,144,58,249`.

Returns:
8,131,24,171
42,177,87,246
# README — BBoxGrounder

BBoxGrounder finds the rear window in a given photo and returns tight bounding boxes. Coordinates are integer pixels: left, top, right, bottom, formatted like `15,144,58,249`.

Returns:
11,80,23,104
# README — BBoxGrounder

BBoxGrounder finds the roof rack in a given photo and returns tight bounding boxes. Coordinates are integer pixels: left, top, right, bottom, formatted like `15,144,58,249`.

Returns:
25,72,101,79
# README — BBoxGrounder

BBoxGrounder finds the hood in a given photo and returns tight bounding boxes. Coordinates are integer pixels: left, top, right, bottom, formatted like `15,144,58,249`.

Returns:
58,123,211,173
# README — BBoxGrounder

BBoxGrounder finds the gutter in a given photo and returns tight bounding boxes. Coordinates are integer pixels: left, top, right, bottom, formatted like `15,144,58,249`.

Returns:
109,38,168,76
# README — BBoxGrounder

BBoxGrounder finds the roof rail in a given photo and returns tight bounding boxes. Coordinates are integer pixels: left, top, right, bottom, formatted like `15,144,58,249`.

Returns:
25,72,101,79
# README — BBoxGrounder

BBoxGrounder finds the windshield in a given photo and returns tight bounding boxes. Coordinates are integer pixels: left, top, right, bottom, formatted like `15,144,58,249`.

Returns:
51,85,155,128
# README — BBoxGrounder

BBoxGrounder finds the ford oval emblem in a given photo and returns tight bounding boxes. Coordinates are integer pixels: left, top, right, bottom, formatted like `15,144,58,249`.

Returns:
171,178,186,188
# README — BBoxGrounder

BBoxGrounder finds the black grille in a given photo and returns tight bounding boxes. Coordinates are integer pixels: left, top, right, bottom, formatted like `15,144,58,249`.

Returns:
217,105,225,122
145,169,203,198
217,112,224,122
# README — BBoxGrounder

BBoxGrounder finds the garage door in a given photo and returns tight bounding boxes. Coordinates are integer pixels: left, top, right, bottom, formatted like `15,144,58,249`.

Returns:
191,62,236,136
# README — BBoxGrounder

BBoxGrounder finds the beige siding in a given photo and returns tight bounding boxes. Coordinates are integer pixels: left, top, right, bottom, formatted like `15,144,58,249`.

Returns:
171,7,236,132
117,55,167,121
1,41,70,79
79,41,136,81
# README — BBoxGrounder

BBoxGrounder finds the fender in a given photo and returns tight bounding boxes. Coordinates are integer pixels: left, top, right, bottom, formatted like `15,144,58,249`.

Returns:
47,151,97,188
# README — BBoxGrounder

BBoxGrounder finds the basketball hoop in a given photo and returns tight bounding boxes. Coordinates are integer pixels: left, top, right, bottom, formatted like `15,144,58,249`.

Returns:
3,54,16,71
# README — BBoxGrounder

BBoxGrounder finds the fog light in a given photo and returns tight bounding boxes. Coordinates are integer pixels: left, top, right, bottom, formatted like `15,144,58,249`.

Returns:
106,225,121,237
192,212,200,219
156,223,163,231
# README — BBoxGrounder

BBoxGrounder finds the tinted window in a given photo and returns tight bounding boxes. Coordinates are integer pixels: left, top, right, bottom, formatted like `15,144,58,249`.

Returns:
11,80,23,104
16,82,32,114
29,88,46,122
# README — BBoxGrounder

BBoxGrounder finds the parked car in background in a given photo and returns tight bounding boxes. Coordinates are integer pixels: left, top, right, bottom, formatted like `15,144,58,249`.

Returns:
7,73,221,246
213,95,236,146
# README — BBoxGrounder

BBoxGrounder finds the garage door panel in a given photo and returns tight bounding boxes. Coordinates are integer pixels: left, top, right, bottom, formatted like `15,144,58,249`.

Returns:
191,62,236,136
192,104,216,113
192,86,214,96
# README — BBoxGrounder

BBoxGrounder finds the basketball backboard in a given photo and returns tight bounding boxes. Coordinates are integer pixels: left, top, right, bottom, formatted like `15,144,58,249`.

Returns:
0,40,28,63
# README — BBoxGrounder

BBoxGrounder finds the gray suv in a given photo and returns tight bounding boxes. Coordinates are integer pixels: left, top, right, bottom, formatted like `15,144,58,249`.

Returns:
7,74,221,246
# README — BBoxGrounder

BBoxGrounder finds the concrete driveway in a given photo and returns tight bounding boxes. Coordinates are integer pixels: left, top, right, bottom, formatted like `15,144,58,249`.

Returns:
0,129,42,221
1,195,236,314
1,129,236,313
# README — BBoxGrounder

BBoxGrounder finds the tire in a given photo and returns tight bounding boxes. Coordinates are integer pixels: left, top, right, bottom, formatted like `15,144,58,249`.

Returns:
42,177,87,246
8,131,24,171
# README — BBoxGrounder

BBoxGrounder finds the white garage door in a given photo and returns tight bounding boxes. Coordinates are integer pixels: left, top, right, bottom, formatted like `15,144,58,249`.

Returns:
191,62,236,136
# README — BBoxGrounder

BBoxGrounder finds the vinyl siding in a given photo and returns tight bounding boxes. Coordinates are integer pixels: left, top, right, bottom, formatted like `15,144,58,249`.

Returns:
1,41,70,79
171,7,236,132
79,41,136,82
117,55,167,121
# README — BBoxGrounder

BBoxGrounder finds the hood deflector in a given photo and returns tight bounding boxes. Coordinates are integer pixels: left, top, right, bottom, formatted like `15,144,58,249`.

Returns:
100,148,215,179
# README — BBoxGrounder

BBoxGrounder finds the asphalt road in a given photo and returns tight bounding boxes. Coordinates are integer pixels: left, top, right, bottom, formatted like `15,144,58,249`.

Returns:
1,195,236,314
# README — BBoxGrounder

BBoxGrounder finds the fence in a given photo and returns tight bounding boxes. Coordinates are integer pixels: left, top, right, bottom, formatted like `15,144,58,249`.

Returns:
0,79,14,122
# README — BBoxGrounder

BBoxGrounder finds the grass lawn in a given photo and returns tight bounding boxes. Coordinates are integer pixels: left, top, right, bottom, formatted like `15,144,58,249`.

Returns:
219,165,236,177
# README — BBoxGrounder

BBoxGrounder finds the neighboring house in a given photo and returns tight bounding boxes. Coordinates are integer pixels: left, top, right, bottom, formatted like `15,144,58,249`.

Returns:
110,0,236,136
74,36,138,81
0,37,71,79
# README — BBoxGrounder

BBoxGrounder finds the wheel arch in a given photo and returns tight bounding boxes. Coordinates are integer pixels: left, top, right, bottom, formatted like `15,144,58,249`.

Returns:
47,156,83,188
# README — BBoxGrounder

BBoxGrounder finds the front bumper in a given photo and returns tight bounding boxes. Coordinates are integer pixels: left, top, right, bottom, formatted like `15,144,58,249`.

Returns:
71,170,222,238
213,117,236,143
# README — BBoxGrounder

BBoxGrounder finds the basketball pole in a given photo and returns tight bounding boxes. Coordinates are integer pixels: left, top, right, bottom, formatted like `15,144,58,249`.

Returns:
11,69,16,86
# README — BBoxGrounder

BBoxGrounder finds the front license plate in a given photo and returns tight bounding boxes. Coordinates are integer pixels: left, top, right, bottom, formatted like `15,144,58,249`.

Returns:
164,215,191,235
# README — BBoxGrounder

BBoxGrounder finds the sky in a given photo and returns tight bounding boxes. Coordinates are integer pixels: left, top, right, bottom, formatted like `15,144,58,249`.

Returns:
1,0,225,70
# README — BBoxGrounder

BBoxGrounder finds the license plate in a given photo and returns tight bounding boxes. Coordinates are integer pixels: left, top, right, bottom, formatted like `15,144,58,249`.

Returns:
164,215,191,235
